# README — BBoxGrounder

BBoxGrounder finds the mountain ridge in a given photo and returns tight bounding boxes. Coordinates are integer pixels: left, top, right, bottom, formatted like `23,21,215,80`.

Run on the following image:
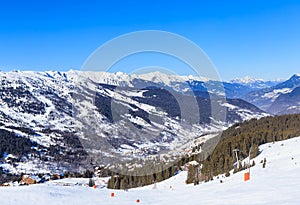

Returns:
244,74,300,114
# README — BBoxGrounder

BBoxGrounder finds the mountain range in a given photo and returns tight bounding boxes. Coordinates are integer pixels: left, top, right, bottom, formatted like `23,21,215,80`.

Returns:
243,74,300,114
0,70,299,177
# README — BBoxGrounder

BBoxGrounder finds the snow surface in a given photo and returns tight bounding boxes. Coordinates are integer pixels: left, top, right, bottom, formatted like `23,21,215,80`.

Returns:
1,136,300,205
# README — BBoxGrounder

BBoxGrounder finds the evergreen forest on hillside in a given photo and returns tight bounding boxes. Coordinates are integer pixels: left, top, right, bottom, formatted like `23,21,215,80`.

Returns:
108,114,300,189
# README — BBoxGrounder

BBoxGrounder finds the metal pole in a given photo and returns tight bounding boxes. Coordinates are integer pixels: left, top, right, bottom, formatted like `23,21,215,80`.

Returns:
248,146,253,174
233,149,239,169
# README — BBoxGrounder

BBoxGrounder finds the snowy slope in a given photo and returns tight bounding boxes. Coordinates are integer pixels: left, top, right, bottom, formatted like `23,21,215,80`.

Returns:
1,136,299,205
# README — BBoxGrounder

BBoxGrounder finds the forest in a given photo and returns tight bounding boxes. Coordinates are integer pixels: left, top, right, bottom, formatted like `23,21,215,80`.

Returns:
107,113,300,189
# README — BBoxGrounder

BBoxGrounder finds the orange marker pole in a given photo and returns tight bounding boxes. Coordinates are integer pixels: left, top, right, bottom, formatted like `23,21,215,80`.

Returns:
244,172,250,181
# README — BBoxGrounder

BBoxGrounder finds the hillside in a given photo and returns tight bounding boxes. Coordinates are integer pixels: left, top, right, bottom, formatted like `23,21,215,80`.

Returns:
201,113,300,179
1,136,299,205
268,86,300,114
107,113,300,189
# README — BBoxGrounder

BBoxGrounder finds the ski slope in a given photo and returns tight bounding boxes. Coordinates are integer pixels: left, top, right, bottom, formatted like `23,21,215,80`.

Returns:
1,136,300,205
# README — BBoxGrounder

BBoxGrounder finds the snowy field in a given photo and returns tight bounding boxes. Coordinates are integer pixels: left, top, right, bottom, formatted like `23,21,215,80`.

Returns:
1,136,300,205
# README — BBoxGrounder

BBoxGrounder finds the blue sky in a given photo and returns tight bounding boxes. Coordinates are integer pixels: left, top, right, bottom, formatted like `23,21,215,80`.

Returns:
0,0,299,81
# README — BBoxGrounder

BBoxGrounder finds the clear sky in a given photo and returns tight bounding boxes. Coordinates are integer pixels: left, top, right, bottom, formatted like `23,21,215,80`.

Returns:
0,0,299,81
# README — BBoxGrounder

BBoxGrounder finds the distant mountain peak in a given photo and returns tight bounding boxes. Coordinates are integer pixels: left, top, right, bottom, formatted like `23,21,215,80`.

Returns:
131,71,211,84
290,74,300,80
230,76,266,84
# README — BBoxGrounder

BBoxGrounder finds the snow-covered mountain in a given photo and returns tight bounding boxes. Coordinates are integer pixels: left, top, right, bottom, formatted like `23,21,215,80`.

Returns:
268,86,300,115
244,74,300,113
230,75,281,89
75,71,286,98
0,70,268,176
